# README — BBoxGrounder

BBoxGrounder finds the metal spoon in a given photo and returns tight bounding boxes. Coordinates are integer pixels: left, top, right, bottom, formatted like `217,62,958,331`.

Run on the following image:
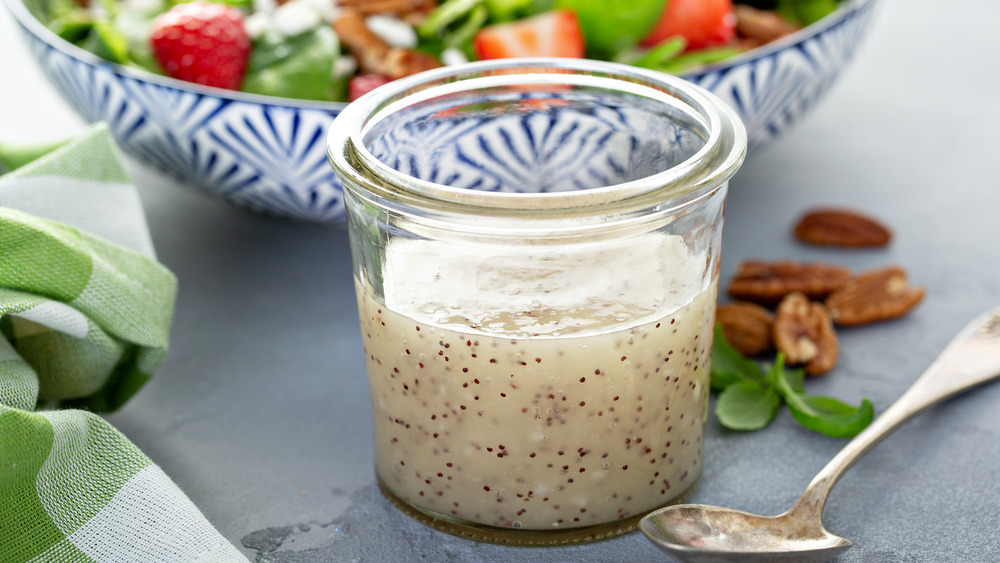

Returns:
640,307,1000,563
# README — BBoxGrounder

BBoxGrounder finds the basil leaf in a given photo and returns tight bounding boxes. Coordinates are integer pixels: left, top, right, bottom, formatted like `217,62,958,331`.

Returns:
710,325,764,391
783,365,806,394
244,27,338,101
785,394,874,438
764,353,804,392
715,381,782,431
770,355,873,437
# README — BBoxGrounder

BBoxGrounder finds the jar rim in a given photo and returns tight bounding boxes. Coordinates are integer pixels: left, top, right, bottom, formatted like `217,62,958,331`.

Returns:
327,58,747,215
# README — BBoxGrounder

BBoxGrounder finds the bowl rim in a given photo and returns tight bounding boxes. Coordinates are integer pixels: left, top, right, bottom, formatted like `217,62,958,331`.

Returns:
5,0,876,110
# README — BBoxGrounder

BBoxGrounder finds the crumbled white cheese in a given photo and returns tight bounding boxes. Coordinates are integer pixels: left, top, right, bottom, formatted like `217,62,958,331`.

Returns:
333,55,358,79
272,0,323,36
120,0,163,15
298,0,340,23
441,47,468,66
253,0,278,14
365,15,417,49
244,11,272,39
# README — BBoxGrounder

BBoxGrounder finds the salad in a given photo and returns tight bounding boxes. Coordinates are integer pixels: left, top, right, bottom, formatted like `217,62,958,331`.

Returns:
41,0,846,101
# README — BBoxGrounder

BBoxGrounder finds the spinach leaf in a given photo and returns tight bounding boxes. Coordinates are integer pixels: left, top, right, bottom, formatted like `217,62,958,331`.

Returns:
554,0,664,59
243,27,339,101
81,21,130,65
778,0,839,25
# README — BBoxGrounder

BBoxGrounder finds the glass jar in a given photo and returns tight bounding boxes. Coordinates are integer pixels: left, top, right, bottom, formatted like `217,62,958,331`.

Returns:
327,59,746,545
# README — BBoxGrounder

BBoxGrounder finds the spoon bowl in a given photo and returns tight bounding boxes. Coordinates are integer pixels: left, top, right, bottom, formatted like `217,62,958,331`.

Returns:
640,505,850,563
641,307,1000,562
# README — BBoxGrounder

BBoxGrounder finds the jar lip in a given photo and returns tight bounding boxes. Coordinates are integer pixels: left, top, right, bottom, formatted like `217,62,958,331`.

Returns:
328,58,747,214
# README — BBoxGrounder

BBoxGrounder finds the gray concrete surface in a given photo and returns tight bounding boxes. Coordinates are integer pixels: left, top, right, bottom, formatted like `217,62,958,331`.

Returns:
2,0,999,560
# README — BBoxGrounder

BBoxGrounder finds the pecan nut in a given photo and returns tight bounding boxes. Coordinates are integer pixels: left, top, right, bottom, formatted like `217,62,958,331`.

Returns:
773,292,838,376
339,0,434,15
728,260,852,304
333,10,441,80
716,301,774,356
793,208,892,248
734,4,800,43
825,266,925,326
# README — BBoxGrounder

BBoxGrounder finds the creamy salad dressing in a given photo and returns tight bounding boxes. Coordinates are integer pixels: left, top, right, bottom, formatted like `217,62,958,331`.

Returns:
356,233,717,530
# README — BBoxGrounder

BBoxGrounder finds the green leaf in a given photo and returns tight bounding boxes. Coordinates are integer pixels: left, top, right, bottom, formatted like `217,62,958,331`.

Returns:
96,0,120,18
628,36,686,69
243,27,338,101
418,0,483,38
715,381,782,431
708,326,874,437
710,325,764,391
777,0,839,25
51,14,94,44
554,0,664,59
444,4,489,49
44,0,86,24
783,365,805,393
773,361,873,437
656,46,742,75
114,4,167,73
763,353,804,392
81,21,130,65
483,0,533,21
785,394,874,438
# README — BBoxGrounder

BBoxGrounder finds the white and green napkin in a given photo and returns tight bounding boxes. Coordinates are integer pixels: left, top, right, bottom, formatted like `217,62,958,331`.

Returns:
0,124,247,562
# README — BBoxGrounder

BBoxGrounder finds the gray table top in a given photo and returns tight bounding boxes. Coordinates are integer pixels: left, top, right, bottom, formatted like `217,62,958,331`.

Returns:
3,0,999,561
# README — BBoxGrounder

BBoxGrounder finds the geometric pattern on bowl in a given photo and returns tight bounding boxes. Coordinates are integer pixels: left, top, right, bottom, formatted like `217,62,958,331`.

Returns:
7,0,879,224
365,92,706,194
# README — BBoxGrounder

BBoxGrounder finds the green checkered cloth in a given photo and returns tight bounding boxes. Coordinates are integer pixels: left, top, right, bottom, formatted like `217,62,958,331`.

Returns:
0,124,247,562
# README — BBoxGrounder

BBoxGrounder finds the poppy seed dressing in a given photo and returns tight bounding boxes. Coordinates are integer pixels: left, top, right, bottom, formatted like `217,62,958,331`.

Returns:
356,233,716,530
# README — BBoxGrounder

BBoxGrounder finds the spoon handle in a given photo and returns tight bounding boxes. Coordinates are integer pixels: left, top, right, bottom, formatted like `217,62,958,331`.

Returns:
789,307,1000,523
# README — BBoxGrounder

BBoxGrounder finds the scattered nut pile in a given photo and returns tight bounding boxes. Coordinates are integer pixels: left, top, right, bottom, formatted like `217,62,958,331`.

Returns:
716,208,924,376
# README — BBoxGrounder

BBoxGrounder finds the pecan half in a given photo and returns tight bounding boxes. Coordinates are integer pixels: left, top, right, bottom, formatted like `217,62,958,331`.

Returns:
793,208,892,248
728,261,852,304
825,266,925,326
716,301,774,356
734,5,800,43
773,292,838,376
340,0,434,15
333,10,441,79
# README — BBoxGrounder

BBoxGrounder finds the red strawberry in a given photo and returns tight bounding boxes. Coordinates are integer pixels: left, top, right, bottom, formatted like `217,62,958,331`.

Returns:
348,74,392,102
473,10,585,60
641,0,736,50
149,2,251,90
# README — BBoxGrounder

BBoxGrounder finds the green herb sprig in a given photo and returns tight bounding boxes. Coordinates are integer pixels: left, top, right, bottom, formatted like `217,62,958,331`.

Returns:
711,325,874,437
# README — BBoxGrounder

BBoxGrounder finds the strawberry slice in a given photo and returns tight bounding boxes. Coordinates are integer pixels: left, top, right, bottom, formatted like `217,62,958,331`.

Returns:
641,0,736,50
473,10,585,60
149,2,251,90
349,74,393,102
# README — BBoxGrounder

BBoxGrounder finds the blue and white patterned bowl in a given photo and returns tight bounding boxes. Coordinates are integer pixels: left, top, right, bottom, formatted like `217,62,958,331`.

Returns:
6,0,879,224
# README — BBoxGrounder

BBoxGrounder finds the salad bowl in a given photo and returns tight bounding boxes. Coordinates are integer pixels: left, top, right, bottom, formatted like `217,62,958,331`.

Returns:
6,0,880,224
